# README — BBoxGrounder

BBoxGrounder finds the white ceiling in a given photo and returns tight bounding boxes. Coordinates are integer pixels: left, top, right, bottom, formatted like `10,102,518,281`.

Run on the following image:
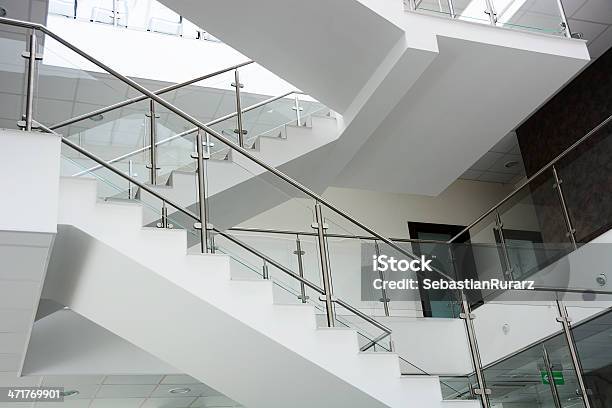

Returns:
564,0,612,59
459,131,526,185
0,374,242,407
4,308,243,408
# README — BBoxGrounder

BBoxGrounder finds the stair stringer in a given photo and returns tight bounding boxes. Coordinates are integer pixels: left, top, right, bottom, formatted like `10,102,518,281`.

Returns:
45,177,450,408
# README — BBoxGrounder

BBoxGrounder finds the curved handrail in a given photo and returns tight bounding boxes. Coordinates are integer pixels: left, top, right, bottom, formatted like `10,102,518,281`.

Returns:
0,15,454,284
448,113,612,243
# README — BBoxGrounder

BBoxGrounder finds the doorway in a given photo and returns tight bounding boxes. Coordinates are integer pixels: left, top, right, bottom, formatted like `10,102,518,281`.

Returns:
407,222,481,317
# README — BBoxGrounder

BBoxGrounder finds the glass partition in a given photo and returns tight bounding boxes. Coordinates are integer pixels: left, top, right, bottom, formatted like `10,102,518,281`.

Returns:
414,0,495,24
0,24,31,131
48,0,214,41
492,0,568,36
411,0,571,37
572,309,612,408
556,120,612,245
482,332,587,407
497,169,575,286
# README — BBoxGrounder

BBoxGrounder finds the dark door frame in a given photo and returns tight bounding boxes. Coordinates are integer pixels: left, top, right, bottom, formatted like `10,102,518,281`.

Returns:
407,221,481,316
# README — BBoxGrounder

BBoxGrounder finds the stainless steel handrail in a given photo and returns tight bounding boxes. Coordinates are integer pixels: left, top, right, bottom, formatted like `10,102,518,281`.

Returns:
228,226,449,244
0,15,453,284
218,229,394,338
48,60,255,130
40,123,201,223
410,0,572,38
213,228,327,296
72,90,299,176
39,120,394,340
448,112,612,243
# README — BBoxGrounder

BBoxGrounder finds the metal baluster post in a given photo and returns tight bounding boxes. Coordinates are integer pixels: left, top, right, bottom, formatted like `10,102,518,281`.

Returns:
210,232,216,254
555,300,592,407
555,0,572,38
552,165,578,250
193,129,211,253
22,30,38,132
112,0,118,26
145,100,159,185
292,94,303,126
542,344,563,408
232,69,246,147
484,0,497,25
447,0,456,18
407,0,417,11
262,259,269,280
127,159,133,199
313,203,334,327
204,130,214,157
156,201,173,229
494,212,515,281
294,235,309,303
460,292,491,407
374,240,390,316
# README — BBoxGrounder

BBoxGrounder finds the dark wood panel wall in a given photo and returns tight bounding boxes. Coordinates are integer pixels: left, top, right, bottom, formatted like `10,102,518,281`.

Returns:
516,47,612,243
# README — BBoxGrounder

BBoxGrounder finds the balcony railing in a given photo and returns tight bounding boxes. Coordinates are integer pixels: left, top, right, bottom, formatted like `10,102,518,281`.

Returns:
48,0,220,41
405,0,576,38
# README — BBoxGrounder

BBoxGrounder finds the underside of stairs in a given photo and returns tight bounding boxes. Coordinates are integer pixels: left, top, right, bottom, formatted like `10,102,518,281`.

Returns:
41,177,478,408
159,0,590,197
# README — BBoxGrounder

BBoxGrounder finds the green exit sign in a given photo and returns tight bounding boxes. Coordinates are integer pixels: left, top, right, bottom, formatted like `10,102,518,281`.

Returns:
541,371,565,385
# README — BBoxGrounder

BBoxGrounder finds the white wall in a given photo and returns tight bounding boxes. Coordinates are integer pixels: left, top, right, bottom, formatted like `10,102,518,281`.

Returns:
224,179,513,318
238,179,514,239
0,129,61,234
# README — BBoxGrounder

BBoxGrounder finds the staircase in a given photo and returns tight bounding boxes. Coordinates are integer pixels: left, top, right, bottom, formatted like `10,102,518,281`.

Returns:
42,177,478,408
160,0,590,196
134,111,339,230
0,13,602,408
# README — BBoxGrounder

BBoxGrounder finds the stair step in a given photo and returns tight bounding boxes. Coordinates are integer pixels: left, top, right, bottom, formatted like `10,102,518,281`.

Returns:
440,400,481,407
357,351,402,377
102,196,141,205
227,279,275,304
55,177,451,408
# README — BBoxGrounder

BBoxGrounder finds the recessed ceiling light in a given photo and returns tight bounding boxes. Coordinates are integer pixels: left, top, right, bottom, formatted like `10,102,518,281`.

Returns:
90,114,104,122
0,7,7,17
60,390,79,397
504,160,519,168
168,387,191,394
